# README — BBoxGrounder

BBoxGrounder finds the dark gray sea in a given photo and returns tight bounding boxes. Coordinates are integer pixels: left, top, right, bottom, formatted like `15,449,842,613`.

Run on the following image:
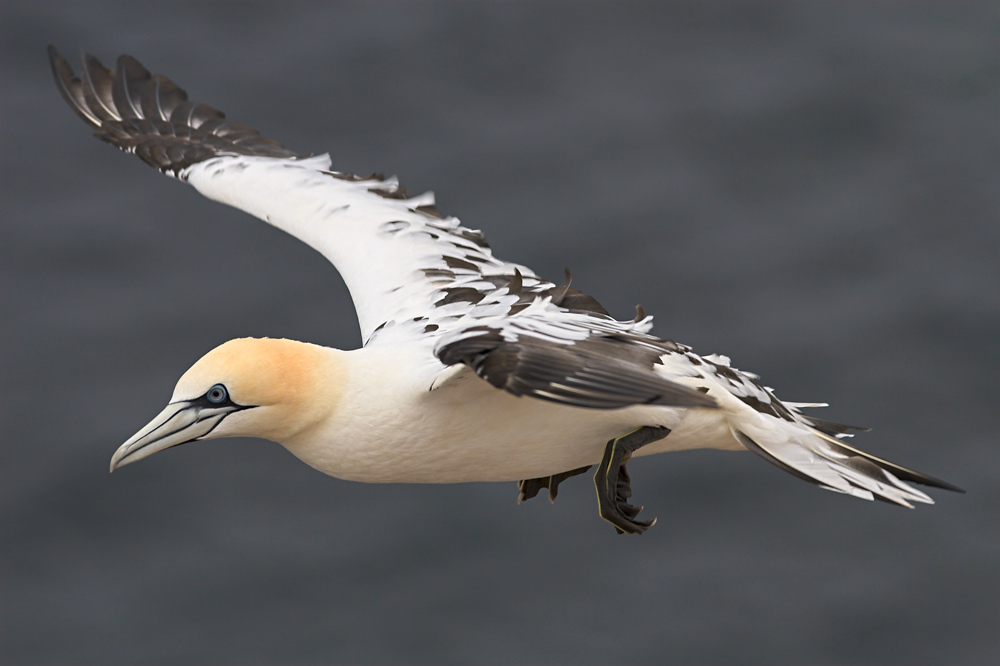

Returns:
2,2,997,664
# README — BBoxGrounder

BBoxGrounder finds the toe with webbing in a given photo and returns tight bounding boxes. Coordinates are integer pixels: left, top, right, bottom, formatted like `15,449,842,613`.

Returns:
518,465,593,503
594,426,671,534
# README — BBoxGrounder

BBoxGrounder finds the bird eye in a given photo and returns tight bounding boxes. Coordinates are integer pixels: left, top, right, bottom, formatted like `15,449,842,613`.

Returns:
206,384,228,404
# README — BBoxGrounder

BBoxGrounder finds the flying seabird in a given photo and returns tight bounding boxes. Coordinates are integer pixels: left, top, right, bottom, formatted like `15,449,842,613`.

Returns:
49,47,962,534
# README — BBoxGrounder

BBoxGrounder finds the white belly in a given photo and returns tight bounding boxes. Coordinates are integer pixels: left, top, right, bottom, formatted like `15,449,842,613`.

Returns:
282,360,742,484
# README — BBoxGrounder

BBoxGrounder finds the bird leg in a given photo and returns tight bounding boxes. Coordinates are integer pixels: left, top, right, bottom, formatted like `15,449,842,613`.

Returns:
595,426,671,535
518,465,593,503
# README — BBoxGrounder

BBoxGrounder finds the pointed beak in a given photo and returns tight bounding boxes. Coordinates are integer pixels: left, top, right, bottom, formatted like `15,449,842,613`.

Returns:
110,400,239,472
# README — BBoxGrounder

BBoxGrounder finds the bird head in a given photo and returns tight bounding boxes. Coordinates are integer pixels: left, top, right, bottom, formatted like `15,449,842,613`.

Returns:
110,337,343,471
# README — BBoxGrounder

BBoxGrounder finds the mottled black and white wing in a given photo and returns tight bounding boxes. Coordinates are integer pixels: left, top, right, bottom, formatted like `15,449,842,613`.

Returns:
436,301,717,410
49,47,546,343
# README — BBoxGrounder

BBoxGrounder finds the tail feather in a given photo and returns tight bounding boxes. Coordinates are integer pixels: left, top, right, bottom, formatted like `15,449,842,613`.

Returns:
800,415,871,438
784,402,870,438
813,430,965,493
731,426,962,508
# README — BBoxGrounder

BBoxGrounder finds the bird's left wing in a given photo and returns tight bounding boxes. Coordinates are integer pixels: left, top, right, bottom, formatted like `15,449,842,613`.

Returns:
49,47,542,343
435,300,717,410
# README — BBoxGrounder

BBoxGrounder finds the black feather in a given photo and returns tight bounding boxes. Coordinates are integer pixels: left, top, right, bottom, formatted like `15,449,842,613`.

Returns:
48,46,299,176
437,328,716,410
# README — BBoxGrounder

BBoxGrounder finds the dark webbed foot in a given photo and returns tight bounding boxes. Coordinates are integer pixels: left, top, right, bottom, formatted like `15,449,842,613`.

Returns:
518,465,592,503
594,426,671,534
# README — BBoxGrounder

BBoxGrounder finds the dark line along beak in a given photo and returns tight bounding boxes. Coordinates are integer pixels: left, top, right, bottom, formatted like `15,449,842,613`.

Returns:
110,400,242,472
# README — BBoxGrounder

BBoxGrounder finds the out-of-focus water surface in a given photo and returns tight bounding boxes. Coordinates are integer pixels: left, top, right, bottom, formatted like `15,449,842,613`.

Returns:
2,2,997,664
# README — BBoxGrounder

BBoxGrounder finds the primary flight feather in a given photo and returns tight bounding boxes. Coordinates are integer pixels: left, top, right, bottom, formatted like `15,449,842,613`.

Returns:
49,47,961,534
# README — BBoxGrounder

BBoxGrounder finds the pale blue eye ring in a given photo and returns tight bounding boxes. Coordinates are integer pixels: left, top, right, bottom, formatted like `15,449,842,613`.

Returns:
206,384,228,404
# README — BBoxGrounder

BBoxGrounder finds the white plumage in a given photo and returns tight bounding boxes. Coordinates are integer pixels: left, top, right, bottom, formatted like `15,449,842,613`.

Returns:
50,47,961,533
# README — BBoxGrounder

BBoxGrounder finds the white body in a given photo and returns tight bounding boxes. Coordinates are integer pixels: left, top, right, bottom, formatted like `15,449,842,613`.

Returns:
273,344,741,484
49,48,953,512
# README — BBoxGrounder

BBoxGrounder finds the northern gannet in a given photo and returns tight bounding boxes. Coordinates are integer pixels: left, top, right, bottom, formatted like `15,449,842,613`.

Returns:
49,47,962,534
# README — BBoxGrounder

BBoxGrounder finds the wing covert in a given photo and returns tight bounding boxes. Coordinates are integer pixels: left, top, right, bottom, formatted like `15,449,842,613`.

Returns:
435,303,718,410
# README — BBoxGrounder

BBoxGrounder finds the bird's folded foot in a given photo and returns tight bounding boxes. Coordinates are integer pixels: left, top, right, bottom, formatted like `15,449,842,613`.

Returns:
594,426,671,535
518,465,592,503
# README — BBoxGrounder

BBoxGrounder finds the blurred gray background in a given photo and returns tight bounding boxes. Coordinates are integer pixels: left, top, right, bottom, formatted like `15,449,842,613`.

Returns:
2,2,997,664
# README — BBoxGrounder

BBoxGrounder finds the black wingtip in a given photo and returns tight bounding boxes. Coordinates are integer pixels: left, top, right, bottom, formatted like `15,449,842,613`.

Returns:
49,46,300,174
47,45,99,126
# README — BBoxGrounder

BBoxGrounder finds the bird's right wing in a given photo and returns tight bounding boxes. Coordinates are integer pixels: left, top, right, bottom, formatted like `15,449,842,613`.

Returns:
49,47,552,345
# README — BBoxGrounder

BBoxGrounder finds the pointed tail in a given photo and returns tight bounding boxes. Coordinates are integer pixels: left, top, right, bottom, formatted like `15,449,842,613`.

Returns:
732,425,964,508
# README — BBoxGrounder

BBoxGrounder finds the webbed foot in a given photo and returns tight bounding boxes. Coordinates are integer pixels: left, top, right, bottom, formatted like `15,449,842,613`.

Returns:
518,465,592,503
594,426,671,535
